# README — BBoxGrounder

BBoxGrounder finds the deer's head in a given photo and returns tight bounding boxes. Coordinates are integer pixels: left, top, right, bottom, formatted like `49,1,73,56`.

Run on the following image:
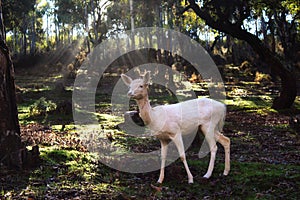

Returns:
121,71,150,100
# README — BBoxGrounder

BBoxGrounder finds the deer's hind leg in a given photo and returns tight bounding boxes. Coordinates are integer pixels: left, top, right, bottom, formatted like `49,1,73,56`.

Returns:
215,131,230,176
201,125,218,179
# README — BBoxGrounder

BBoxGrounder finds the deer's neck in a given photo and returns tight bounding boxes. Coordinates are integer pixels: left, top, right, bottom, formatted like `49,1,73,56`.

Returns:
136,96,152,125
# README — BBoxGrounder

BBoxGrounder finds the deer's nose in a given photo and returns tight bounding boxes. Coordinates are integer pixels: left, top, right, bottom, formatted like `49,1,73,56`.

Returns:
127,91,134,97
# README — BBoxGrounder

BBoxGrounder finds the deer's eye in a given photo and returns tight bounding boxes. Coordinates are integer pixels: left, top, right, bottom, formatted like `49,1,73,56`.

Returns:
139,85,143,88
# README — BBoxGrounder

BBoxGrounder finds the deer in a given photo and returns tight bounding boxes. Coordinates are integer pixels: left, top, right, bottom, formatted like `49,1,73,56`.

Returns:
121,71,230,184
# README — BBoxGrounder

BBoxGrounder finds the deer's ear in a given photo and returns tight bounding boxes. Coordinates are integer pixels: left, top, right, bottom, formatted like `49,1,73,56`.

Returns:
143,71,150,85
121,74,132,86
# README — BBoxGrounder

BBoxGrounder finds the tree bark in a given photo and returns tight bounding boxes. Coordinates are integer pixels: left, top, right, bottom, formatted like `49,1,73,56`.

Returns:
186,0,297,109
0,0,40,169
0,45,20,134
30,7,36,55
0,7,22,168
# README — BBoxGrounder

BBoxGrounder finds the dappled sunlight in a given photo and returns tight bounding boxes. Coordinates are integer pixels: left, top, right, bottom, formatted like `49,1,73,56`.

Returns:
0,0,298,198
10,59,299,198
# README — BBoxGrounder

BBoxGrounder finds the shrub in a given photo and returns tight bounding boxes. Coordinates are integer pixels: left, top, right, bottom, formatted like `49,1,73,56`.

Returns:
29,97,56,116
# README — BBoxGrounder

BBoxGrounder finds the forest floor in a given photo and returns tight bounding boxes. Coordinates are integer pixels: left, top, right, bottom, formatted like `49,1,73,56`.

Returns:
1,63,300,199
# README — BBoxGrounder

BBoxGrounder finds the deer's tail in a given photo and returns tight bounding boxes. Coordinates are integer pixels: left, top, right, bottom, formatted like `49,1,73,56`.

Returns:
217,104,226,133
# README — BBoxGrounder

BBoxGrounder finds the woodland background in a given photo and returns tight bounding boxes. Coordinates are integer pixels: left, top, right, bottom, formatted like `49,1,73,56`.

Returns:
0,0,299,199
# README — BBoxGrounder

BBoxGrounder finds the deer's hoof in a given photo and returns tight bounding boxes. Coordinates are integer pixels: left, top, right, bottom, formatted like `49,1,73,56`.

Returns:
203,173,211,179
223,170,229,176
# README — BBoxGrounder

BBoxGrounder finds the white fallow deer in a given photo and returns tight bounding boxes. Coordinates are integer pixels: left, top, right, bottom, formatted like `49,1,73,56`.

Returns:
121,72,230,184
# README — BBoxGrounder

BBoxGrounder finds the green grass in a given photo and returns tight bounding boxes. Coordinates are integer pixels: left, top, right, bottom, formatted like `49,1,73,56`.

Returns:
127,160,295,198
3,146,297,199
224,96,275,113
6,66,299,199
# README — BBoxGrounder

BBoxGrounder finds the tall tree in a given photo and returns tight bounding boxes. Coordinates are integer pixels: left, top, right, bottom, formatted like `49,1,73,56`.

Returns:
0,0,22,168
183,0,298,109
3,0,36,54
88,0,109,46
0,0,40,169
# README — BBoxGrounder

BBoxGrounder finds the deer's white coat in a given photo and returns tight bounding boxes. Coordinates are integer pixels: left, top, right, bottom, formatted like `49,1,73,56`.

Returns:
121,72,230,183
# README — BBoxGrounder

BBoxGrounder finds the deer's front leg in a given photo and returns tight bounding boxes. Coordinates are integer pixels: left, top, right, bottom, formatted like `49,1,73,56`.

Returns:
157,140,168,184
173,134,194,184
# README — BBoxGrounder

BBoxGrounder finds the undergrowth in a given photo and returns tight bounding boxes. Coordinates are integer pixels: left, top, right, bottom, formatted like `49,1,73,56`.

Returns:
2,64,298,199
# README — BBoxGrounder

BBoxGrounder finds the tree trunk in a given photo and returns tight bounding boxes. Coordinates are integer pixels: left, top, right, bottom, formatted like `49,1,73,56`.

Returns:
0,24,23,169
0,0,40,169
186,0,297,109
22,31,27,55
0,46,20,134
260,15,267,47
30,8,36,55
